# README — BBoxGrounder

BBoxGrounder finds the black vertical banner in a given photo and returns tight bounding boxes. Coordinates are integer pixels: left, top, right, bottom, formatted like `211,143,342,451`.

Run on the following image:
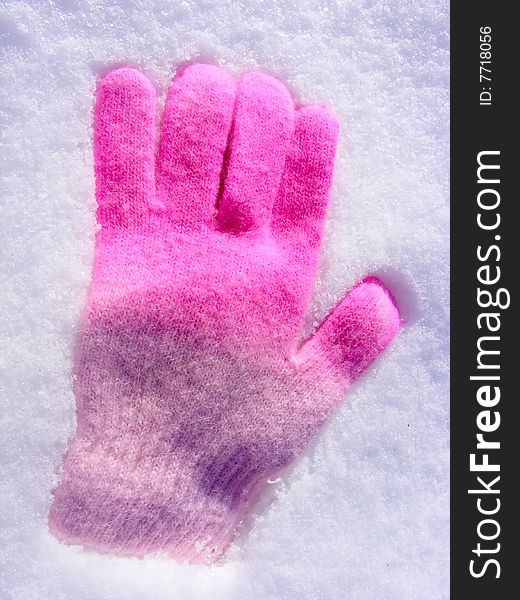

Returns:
451,3,516,598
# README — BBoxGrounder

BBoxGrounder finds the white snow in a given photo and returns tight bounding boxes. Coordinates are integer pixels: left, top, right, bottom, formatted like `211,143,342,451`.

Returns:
0,1,449,598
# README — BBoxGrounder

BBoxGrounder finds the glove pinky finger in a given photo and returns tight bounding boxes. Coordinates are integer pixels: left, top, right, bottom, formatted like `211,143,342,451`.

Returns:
95,68,156,228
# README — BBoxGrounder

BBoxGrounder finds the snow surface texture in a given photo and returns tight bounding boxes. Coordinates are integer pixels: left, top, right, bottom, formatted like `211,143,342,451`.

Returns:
0,1,449,599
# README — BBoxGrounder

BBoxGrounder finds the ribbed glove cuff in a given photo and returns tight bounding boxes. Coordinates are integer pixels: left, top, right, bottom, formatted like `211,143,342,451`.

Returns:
49,436,262,563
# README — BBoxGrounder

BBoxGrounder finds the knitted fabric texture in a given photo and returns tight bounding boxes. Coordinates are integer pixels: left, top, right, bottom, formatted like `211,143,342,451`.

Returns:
48,64,401,564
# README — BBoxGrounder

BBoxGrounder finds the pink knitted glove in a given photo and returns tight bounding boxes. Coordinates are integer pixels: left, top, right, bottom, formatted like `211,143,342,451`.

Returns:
49,64,401,564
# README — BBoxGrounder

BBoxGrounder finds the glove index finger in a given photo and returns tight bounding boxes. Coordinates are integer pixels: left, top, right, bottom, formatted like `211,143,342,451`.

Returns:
272,105,339,250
